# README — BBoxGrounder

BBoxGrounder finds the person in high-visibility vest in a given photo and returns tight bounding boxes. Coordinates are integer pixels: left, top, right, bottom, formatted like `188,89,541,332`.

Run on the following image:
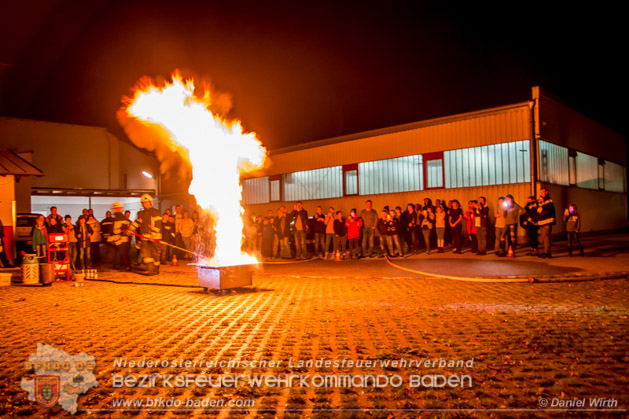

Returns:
130,194,162,276
108,202,131,271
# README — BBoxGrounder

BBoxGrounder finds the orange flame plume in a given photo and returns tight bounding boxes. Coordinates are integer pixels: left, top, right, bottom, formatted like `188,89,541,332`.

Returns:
121,71,267,266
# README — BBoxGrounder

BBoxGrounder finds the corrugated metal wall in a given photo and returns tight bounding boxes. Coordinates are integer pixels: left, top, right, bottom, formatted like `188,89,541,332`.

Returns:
265,104,532,175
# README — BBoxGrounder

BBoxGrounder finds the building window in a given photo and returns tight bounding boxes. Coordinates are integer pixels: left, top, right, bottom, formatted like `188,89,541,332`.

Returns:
343,164,359,196
358,155,423,195
444,141,531,189
598,159,605,190
242,176,269,204
423,152,444,189
283,166,342,201
575,151,599,190
269,176,282,202
539,140,569,186
568,150,577,186
604,160,626,193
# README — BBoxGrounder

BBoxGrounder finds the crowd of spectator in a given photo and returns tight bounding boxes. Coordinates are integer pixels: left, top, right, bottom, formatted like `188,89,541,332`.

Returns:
28,203,202,271
15,186,585,272
243,187,579,261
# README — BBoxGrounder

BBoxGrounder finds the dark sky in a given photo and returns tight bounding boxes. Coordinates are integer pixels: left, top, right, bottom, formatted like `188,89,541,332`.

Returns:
0,1,624,150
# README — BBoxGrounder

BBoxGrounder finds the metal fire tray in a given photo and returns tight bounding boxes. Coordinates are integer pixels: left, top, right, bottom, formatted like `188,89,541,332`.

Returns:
196,264,255,290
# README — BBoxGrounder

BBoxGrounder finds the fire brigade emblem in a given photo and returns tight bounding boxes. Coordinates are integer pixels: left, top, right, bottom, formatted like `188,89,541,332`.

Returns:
35,375,60,407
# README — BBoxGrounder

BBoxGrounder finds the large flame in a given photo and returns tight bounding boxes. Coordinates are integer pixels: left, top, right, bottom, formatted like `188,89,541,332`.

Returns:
122,71,266,266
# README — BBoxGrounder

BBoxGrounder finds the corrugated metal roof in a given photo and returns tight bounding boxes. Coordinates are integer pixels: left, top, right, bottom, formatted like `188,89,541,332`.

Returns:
0,149,44,177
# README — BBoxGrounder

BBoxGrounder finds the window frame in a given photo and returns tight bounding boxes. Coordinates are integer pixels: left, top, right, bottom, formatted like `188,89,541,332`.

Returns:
423,151,445,190
342,163,359,196
269,175,282,202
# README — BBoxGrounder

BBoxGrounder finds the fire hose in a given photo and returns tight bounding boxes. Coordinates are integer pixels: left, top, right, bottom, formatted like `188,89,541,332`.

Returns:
126,231,203,258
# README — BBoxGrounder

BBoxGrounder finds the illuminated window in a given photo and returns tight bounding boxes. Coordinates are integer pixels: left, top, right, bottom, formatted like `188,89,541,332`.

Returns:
598,159,605,190
359,155,423,195
424,152,444,189
343,164,358,196
270,176,282,202
242,177,269,204
283,167,343,201
445,141,530,188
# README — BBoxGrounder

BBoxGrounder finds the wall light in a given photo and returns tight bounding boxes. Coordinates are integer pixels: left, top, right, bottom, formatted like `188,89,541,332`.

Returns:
142,171,153,179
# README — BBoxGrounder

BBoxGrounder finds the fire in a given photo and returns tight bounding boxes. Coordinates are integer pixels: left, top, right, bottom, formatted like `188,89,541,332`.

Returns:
122,71,266,266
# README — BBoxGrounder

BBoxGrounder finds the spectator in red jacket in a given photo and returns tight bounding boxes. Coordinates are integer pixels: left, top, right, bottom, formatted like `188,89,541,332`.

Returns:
345,208,363,259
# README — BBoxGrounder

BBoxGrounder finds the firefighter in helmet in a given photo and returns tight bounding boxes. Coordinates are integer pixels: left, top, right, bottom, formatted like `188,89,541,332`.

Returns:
130,194,162,275
108,202,131,271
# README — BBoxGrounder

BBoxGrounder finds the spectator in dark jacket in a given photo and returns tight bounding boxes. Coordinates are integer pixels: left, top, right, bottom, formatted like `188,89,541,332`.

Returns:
313,206,327,258
564,204,584,257
333,211,347,259
76,215,93,269
537,188,556,258
401,203,418,254
290,202,309,259
275,206,292,259
474,196,489,255
522,196,539,255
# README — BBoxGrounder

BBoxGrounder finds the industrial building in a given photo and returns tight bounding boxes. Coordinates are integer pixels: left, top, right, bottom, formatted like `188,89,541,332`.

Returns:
0,117,160,217
242,87,627,238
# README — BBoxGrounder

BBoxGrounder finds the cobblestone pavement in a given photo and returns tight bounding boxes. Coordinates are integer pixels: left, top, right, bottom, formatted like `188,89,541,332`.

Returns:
1,239,628,417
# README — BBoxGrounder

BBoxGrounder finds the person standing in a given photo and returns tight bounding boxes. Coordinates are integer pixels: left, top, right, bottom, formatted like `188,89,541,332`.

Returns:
290,202,309,259
464,201,478,254
401,203,418,254
474,197,489,256
179,211,195,259
504,194,524,256
324,207,336,259
313,206,327,258
101,210,115,265
522,196,539,256
63,215,77,270
109,202,131,270
32,215,48,263
435,206,446,253
386,210,403,257
275,206,292,259
419,205,435,254
360,200,378,258
494,197,507,256
75,215,92,269
333,211,347,260
130,194,162,275
0,214,14,268
345,209,363,259
87,214,101,267
537,188,556,259
564,204,584,257
376,210,389,257
448,200,463,254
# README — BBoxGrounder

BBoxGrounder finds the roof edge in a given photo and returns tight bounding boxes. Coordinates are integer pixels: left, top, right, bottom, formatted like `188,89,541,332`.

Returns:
271,100,533,156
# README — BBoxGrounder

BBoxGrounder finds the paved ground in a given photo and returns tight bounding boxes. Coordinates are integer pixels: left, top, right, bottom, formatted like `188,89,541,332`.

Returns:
0,234,628,417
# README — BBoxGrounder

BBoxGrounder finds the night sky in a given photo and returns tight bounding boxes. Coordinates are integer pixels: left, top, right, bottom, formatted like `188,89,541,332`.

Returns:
0,1,624,150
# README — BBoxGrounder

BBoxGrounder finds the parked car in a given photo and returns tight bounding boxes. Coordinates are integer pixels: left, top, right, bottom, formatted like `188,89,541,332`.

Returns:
15,213,40,263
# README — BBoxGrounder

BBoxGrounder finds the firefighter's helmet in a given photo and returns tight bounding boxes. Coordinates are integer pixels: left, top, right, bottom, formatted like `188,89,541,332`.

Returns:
111,201,123,210
141,194,153,203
